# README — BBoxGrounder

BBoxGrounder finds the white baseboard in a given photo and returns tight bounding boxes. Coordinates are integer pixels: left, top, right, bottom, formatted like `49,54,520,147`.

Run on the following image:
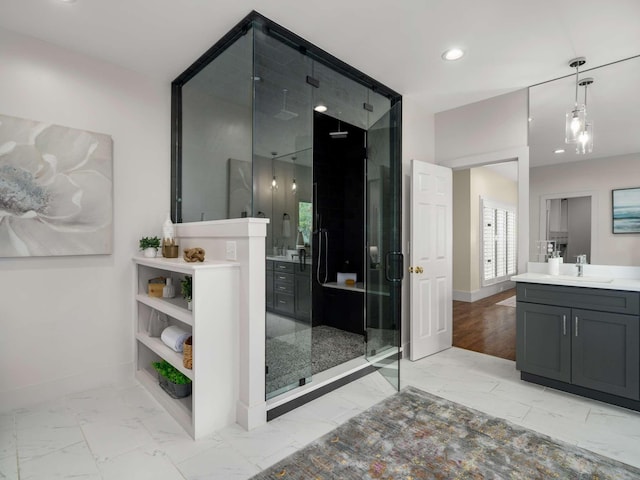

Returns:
453,281,515,303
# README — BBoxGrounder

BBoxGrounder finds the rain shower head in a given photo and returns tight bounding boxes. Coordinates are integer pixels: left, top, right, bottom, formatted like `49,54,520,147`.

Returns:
329,130,348,139
274,88,298,120
329,118,348,138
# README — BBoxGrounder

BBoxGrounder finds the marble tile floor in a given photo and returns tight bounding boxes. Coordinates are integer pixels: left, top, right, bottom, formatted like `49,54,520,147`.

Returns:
2,347,640,479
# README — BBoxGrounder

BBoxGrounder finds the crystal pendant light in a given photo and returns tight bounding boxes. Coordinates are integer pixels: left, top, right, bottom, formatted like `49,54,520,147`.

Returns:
565,57,587,144
576,77,594,154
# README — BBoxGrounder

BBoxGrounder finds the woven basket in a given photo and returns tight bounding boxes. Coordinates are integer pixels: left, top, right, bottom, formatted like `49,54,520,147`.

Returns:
183,336,193,369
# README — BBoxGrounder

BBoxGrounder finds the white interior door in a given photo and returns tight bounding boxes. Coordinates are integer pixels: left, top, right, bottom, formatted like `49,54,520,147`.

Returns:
409,160,452,361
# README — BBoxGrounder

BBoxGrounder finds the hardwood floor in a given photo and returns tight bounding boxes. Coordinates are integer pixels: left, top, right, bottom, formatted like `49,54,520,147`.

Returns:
453,288,516,361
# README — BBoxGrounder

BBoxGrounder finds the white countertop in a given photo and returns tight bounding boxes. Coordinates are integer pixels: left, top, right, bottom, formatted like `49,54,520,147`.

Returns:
511,262,640,292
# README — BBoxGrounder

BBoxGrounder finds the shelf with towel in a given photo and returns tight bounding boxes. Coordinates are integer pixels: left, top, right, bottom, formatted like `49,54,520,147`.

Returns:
136,331,194,381
133,256,240,439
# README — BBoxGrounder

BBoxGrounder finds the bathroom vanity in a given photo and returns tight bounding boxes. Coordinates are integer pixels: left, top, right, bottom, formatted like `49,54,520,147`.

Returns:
513,266,640,411
266,256,311,322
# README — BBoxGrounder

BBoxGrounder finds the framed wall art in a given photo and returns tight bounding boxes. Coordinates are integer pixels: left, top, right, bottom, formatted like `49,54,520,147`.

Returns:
612,187,640,234
0,114,113,257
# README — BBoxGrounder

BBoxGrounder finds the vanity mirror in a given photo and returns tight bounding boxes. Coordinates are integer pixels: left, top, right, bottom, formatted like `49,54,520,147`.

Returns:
528,55,640,265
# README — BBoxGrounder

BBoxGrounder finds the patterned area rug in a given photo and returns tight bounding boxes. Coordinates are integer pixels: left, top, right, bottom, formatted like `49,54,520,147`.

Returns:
251,386,640,479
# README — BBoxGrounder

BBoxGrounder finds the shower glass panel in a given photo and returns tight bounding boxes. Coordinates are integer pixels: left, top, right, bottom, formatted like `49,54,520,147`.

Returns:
253,27,314,399
180,31,253,223
366,101,402,390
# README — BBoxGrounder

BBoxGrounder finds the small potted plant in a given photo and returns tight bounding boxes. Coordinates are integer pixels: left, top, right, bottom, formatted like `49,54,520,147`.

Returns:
139,236,161,258
181,275,193,310
152,360,192,398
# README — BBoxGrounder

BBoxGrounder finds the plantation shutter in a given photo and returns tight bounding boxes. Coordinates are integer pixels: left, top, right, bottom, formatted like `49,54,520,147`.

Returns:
481,198,517,286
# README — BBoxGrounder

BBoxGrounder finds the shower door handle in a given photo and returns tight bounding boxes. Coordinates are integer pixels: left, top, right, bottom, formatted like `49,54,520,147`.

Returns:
385,252,404,282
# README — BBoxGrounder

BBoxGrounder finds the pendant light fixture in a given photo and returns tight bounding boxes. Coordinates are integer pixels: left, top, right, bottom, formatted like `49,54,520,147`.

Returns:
270,152,278,191
576,77,594,154
291,156,297,193
565,57,587,145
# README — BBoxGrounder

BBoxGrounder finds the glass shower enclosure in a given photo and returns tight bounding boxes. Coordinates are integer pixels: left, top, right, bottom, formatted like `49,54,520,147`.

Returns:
171,11,403,401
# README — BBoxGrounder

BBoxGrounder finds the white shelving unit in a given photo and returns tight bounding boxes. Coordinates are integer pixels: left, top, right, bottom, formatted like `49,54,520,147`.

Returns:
133,256,239,439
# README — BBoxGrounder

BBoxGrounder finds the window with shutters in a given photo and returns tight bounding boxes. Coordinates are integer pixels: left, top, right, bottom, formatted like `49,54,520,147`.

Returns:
481,198,517,286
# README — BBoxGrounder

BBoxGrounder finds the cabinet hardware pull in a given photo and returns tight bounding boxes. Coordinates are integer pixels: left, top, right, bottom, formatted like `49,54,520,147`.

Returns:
563,315,567,335
575,316,579,336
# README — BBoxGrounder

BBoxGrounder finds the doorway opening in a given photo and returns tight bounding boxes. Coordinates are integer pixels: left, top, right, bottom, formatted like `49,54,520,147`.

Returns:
450,158,523,361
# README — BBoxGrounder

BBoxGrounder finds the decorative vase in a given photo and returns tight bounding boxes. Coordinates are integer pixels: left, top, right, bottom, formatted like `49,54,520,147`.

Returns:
143,247,157,258
163,278,176,298
187,300,192,311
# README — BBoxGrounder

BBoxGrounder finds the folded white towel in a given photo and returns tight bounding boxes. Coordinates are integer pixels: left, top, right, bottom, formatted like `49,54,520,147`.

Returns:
161,325,191,353
282,219,291,238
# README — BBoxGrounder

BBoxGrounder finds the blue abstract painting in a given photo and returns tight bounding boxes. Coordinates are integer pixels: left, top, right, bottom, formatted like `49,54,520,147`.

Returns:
613,187,640,234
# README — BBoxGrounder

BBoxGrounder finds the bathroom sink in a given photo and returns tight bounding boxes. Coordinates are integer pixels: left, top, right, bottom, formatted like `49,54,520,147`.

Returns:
530,273,613,284
555,275,613,283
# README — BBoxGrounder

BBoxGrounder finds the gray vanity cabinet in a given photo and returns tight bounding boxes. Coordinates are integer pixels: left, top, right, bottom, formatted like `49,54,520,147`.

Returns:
516,302,571,382
294,263,311,321
571,308,639,399
266,260,274,310
267,259,311,321
516,283,640,403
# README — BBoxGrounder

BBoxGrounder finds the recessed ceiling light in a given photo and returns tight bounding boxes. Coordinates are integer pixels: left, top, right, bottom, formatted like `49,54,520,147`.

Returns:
314,104,327,113
441,48,464,61
554,149,565,154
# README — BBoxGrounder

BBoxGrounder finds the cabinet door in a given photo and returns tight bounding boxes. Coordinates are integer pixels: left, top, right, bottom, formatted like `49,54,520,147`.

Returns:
294,273,311,321
571,309,640,400
516,302,571,382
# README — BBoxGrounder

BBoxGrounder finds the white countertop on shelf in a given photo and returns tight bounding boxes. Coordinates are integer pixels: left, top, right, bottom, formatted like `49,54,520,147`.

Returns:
511,262,640,292
133,256,239,273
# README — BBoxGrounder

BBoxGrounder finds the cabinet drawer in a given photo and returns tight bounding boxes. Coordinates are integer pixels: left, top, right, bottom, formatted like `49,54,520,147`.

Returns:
517,283,640,315
274,293,294,315
274,282,294,294
273,272,293,284
273,262,294,273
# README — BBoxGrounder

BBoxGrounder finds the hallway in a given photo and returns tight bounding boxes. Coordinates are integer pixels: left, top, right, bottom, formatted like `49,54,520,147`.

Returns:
453,289,516,361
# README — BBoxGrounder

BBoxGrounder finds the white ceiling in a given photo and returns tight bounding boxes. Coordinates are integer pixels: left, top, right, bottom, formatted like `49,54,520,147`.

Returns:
2,0,640,165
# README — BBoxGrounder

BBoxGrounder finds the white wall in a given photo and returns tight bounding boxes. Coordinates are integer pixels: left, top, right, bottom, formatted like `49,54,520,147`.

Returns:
435,89,528,162
0,28,170,409
530,152,640,266
400,97,435,354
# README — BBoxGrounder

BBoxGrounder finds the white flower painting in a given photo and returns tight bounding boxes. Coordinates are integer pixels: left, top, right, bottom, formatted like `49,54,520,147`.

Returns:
0,114,113,257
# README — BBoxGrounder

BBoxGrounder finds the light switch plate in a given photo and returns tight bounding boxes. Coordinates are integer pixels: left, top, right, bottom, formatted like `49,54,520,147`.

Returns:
225,241,237,260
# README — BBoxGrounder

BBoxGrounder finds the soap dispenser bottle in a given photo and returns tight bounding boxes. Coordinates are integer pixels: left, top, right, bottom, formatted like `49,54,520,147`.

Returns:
162,213,178,257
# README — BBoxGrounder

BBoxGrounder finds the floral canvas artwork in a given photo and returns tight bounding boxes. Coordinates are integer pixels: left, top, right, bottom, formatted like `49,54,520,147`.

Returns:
0,114,113,257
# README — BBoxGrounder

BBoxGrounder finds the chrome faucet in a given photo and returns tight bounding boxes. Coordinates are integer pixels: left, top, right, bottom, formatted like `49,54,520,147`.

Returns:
575,254,587,277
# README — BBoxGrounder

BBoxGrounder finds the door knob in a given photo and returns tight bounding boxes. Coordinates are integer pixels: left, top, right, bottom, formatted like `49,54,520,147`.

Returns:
408,266,414,273
416,266,424,274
